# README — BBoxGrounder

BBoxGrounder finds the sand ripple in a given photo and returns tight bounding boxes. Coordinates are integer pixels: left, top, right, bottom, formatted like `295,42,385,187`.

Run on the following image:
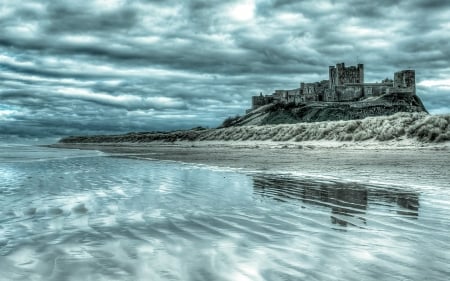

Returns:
0,147,449,280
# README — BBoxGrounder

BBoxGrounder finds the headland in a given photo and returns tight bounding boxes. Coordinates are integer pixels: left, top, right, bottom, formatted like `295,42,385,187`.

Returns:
55,63,449,150
232,62,427,126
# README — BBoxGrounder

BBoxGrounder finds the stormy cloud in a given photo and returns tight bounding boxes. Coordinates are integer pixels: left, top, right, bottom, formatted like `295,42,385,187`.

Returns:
1,0,449,138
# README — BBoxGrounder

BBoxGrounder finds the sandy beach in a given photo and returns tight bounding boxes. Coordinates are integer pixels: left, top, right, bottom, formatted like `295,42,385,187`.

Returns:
5,142,450,281
50,140,450,188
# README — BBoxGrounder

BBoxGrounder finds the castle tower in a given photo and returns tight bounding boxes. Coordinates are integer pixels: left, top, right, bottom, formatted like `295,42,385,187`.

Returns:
336,63,345,86
394,70,415,95
329,63,364,87
357,64,364,84
329,66,337,88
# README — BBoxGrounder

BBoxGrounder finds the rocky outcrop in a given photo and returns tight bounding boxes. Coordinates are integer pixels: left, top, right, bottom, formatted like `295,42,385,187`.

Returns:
228,93,427,127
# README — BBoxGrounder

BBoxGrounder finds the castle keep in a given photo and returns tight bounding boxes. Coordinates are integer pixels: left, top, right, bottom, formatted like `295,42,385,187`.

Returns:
251,63,416,110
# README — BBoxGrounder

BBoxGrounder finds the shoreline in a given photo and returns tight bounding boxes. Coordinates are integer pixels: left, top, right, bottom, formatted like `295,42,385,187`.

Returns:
48,140,450,189
50,138,450,151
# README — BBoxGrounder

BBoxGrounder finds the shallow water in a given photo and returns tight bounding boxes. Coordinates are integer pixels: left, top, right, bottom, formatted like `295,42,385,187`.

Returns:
0,144,449,281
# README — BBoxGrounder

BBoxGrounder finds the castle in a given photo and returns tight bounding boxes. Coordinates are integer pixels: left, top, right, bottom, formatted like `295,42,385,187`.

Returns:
251,63,416,110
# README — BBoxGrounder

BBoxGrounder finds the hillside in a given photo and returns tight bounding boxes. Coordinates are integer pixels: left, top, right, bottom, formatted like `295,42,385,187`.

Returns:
225,93,427,127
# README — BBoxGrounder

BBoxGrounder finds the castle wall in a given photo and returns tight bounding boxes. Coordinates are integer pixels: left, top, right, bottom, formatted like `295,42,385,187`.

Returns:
316,80,329,102
325,89,337,102
301,82,319,102
363,83,393,97
274,90,285,97
252,95,274,109
274,89,302,103
286,89,302,103
300,80,328,102
335,85,364,101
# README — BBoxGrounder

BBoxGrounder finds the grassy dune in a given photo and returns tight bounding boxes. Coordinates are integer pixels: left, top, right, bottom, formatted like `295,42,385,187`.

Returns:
60,112,450,144
202,112,450,142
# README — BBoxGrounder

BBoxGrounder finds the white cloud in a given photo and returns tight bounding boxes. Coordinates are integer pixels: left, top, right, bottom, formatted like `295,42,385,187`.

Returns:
418,79,450,89
228,0,255,22
0,109,18,120
54,87,184,110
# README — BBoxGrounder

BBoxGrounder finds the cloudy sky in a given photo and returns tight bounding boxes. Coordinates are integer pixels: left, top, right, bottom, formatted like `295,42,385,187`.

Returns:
1,0,450,138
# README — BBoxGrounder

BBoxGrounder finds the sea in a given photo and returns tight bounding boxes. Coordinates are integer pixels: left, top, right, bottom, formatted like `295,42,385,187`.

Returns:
0,143,449,281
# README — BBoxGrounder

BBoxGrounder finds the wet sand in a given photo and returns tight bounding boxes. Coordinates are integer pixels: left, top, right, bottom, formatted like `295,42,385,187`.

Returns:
50,141,450,188
5,143,450,281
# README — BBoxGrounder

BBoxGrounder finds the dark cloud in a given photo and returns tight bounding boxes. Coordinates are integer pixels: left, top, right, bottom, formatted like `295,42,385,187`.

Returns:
1,0,449,138
45,4,138,33
413,0,450,10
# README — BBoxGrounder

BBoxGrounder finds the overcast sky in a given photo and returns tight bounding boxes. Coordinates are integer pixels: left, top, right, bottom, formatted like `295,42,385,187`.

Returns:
1,0,450,138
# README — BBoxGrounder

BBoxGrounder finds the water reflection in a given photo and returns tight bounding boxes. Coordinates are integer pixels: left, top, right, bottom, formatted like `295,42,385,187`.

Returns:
252,174,419,227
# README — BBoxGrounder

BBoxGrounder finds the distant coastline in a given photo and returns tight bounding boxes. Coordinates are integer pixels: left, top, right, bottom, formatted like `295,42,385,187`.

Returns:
55,63,440,148
55,62,447,148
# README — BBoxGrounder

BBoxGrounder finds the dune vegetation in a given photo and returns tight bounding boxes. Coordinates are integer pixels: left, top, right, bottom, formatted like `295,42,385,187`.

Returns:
60,112,450,144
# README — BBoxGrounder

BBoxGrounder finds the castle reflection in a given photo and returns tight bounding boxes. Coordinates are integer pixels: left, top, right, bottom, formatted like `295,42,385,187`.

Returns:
252,174,419,227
